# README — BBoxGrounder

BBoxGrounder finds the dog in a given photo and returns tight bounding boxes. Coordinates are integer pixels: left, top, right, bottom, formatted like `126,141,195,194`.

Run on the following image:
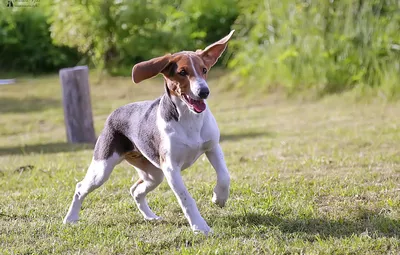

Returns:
63,30,235,235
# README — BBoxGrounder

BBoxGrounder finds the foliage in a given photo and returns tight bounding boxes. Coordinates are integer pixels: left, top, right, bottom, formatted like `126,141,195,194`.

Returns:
229,0,400,98
48,0,238,74
2,0,400,98
0,7,81,74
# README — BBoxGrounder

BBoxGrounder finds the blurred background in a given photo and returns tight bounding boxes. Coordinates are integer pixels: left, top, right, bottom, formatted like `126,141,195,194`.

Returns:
0,0,399,98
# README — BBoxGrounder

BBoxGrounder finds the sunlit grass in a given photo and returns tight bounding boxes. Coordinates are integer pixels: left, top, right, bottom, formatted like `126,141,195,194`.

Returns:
0,73,399,254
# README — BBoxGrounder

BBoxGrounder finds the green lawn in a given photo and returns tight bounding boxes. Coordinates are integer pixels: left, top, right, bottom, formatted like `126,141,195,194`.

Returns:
0,73,399,254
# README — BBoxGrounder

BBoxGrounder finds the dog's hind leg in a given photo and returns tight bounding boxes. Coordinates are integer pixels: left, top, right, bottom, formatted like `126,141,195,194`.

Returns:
126,155,164,220
63,152,122,223
63,130,129,224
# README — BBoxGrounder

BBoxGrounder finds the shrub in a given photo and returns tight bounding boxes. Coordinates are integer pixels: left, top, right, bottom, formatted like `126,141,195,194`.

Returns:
48,0,239,74
0,7,81,74
229,0,400,98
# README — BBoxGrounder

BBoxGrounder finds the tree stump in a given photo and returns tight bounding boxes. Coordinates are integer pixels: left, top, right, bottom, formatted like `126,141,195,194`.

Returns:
59,66,96,144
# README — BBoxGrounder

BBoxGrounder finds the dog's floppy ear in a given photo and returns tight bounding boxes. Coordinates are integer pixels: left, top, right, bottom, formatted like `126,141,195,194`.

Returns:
198,30,235,69
132,54,171,83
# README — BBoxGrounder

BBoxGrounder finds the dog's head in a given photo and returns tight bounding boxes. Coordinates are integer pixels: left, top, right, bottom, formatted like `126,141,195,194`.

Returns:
132,30,235,114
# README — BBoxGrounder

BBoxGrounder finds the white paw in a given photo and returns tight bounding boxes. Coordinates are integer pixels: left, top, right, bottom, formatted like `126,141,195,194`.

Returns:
191,219,212,235
212,185,229,207
144,215,163,221
63,214,79,224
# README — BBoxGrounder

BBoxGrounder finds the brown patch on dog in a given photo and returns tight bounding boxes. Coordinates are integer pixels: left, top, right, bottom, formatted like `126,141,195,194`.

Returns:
133,178,144,185
132,54,171,84
125,151,142,159
124,151,151,169
131,30,234,93
159,152,166,165
161,53,208,97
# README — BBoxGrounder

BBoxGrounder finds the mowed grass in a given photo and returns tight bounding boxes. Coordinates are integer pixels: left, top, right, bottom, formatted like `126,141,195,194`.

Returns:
0,72,399,254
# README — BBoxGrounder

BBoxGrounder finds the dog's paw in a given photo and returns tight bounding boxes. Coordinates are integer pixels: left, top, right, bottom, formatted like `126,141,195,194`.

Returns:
144,215,163,221
193,227,213,236
191,217,212,235
63,215,79,224
192,224,212,236
212,185,229,207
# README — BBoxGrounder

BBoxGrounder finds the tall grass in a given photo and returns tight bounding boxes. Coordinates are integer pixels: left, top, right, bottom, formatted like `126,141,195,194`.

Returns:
229,0,400,99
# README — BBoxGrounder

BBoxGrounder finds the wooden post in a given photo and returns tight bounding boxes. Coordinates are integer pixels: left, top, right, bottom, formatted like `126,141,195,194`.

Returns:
59,66,96,144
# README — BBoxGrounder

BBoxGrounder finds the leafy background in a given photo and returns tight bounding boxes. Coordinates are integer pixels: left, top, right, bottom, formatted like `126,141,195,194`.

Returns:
0,0,399,98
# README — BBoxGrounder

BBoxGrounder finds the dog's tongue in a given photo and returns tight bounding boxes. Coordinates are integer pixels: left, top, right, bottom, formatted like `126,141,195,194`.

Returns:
190,98,206,113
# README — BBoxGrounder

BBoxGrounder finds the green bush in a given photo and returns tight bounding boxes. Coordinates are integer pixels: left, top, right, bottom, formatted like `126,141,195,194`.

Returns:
4,0,399,99
0,0,238,75
48,0,238,74
0,8,81,74
229,0,400,98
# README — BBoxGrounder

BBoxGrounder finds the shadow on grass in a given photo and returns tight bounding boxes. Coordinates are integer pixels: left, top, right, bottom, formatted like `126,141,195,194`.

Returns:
0,132,268,156
0,97,60,113
221,210,399,239
220,131,273,142
0,142,94,156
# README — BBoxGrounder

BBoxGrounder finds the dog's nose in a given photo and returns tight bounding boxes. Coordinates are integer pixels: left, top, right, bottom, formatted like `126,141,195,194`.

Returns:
198,88,210,99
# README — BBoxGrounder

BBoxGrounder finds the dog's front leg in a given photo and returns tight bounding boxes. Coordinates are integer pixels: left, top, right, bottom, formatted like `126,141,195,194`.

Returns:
162,164,211,235
206,144,230,207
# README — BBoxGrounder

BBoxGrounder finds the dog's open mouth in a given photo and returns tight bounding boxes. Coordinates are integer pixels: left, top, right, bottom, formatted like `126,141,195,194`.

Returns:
181,94,206,113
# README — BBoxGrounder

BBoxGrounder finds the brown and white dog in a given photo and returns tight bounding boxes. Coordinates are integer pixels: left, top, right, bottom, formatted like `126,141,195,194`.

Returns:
63,30,235,235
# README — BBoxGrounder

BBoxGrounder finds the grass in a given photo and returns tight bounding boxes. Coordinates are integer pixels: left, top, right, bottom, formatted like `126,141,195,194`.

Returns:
0,72,399,254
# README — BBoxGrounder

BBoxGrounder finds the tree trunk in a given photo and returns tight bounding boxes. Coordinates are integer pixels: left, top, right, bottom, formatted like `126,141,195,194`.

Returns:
59,66,96,144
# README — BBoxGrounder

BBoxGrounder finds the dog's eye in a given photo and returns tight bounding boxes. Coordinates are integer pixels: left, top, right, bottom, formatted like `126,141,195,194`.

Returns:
179,70,187,76
203,68,207,74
